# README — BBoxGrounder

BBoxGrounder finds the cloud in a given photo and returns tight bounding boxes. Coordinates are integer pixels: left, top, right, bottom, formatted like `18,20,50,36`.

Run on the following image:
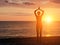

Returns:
0,0,36,7
22,2,35,5
0,0,59,8
50,0,60,4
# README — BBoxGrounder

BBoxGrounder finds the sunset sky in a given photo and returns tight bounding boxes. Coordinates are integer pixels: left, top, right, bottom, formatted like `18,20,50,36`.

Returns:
0,0,60,21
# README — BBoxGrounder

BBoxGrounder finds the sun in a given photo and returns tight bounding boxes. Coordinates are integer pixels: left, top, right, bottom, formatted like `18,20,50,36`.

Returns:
46,16,52,23
44,16,52,23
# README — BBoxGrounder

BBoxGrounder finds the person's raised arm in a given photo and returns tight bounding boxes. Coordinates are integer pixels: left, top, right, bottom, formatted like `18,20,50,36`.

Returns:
40,9,44,16
34,9,37,16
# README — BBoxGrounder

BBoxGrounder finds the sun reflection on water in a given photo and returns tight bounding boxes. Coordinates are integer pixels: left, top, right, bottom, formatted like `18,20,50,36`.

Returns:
45,34,52,37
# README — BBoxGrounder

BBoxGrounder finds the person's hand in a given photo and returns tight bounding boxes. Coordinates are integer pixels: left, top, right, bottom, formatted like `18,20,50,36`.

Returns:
38,7,40,10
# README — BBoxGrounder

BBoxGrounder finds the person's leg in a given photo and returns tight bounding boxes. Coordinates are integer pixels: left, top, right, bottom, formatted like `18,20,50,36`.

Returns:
39,23,42,45
36,24,40,44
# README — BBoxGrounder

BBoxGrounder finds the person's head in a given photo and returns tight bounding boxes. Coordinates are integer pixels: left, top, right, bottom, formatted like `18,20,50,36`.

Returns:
37,11,41,16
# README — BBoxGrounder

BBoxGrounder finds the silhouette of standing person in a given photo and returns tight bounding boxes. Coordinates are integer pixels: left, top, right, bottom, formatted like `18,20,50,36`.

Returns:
34,7,44,44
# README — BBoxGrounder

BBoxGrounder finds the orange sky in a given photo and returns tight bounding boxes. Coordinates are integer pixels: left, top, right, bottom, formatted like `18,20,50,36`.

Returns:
0,0,60,21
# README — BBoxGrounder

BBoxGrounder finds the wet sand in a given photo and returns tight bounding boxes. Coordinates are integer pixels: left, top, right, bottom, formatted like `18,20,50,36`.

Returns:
0,36,60,45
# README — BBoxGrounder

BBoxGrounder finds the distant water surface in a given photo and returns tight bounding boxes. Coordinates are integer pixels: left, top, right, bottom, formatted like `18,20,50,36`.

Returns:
0,21,60,37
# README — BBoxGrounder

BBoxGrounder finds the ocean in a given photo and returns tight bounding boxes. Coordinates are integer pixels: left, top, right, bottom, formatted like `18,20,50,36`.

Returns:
0,21,60,38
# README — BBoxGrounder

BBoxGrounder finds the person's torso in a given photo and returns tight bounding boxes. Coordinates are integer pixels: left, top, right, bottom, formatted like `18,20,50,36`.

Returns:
36,16,42,21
